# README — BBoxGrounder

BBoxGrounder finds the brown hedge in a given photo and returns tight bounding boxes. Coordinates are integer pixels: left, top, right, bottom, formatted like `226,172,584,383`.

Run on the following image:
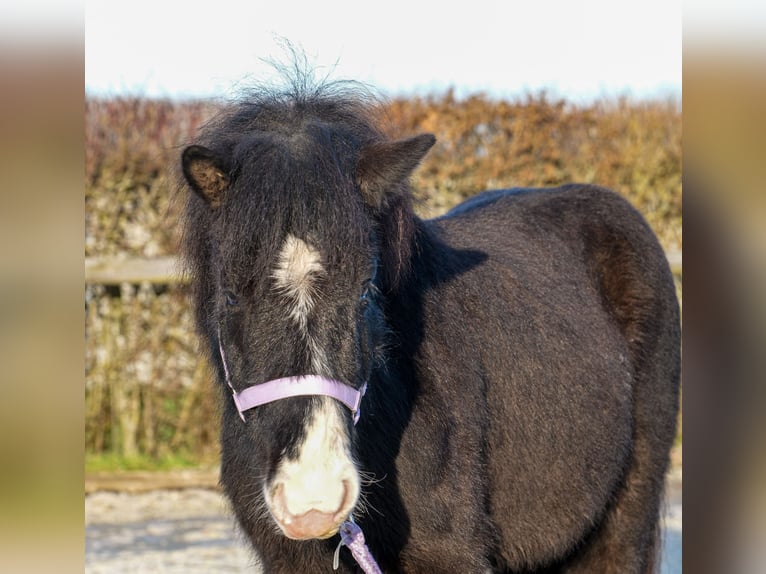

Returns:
85,93,681,257
85,93,681,465
384,92,681,248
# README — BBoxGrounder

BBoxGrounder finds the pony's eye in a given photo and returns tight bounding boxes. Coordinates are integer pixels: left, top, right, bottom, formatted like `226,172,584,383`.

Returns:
224,290,239,307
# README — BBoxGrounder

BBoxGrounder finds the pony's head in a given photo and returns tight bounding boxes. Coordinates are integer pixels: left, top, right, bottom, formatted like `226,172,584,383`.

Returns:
180,84,433,540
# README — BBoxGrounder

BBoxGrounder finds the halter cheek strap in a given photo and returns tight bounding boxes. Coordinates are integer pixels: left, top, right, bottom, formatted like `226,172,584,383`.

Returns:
217,328,367,424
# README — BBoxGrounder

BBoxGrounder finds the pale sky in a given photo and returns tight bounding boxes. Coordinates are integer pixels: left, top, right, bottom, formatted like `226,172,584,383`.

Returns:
85,0,685,101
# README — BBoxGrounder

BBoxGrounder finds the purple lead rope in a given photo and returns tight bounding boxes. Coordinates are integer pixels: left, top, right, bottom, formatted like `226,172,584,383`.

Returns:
333,519,382,574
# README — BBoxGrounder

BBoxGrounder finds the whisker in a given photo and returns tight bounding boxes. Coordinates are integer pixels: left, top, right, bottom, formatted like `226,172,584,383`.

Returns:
358,469,387,487
354,489,384,519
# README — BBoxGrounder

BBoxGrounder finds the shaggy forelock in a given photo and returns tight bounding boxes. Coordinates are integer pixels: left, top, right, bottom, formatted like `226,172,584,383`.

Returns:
201,76,384,153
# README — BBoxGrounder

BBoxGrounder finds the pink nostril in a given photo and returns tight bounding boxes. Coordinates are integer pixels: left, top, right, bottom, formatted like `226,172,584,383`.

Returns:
334,479,354,521
270,482,287,521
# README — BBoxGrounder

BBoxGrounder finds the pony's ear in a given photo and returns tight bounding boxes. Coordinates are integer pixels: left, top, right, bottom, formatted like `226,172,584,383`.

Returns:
182,145,230,208
356,134,436,208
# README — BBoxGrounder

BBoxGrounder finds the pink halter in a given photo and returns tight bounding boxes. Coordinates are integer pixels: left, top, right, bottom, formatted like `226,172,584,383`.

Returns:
217,328,367,424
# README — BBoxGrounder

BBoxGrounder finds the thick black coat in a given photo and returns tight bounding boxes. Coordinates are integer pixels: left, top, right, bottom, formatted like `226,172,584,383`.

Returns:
179,83,680,573
351,185,679,573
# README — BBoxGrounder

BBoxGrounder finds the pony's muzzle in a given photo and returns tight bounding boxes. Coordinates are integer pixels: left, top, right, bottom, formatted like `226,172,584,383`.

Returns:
264,398,361,539
269,480,357,540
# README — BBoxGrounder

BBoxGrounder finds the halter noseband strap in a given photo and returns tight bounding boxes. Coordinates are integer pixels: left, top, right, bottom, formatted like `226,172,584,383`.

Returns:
233,375,367,424
217,328,367,424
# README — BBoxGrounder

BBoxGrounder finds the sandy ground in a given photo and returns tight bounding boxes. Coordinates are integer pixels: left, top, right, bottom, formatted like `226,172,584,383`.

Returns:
85,471,681,573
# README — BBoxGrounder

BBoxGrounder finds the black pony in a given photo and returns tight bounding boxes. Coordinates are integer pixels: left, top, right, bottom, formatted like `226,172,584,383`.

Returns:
179,79,680,573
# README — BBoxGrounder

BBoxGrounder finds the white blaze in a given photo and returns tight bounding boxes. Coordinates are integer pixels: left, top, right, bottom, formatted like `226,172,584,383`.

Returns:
266,398,360,524
267,234,359,536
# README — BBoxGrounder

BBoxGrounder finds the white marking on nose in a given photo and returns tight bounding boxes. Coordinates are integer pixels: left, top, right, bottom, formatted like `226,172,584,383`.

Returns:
272,234,324,330
266,398,360,537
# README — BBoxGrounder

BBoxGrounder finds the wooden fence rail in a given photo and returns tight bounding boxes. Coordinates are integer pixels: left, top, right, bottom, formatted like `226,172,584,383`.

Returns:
85,256,187,285
85,251,682,285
